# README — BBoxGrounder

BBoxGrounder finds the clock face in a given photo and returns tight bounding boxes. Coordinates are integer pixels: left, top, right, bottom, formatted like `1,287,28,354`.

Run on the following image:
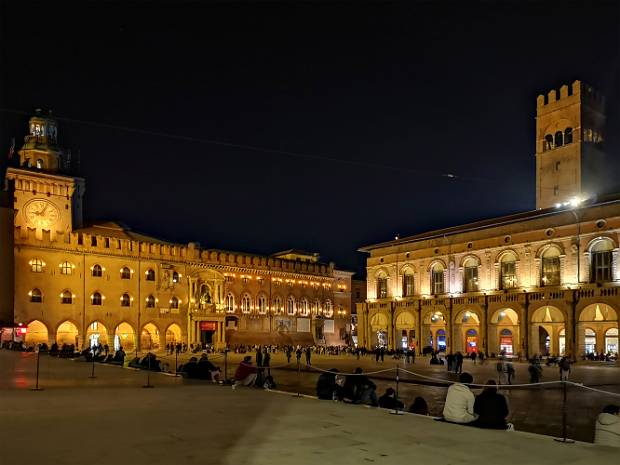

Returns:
23,199,60,229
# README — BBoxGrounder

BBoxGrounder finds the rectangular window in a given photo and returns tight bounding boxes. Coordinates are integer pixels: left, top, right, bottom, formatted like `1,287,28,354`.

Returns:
591,251,612,283
377,277,388,299
402,274,414,297
463,266,478,292
541,257,561,286
501,262,517,289
431,270,444,294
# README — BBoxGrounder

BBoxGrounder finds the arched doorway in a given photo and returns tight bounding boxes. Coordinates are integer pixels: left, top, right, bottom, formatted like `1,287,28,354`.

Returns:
489,309,519,356
395,311,416,349
530,306,564,356
25,320,48,346
56,321,79,347
605,328,618,355
166,323,182,345
423,310,447,352
454,310,481,353
114,322,135,352
141,323,160,351
559,328,566,356
370,312,389,348
578,303,619,357
86,321,108,348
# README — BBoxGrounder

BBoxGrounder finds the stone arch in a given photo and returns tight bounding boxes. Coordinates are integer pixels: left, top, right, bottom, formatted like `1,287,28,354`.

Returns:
25,320,49,346
586,236,617,252
114,322,136,352
55,320,80,347
536,242,565,258
421,308,447,352
165,323,182,345
141,322,160,350
530,305,565,356
577,303,619,356
86,321,108,347
453,308,482,353
495,248,519,263
369,311,389,348
459,254,481,268
426,259,447,272
370,312,388,329
395,310,416,350
488,308,520,356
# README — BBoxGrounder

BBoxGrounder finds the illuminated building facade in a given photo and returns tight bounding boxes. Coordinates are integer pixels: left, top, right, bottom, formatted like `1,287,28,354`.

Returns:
357,81,619,358
2,111,353,351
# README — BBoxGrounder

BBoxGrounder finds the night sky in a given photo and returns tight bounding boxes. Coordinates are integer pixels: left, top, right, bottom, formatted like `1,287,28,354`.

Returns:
1,1,619,276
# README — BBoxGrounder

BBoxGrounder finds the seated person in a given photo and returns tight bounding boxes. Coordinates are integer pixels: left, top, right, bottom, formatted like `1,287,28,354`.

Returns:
378,387,404,410
344,368,378,406
197,354,221,381
409,396,429,416
595,404,620,447
442,372,477,424
233,356,257,388
316,368,341,400
179,357,199,378
472,380,511,429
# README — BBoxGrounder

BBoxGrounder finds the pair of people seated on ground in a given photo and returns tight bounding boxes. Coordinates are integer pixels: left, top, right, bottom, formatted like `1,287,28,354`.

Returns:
179,354,221,381
595,404,620,447
378,387,404,410
316,368,345,400
231,356,276,389
342,368,378,406
442,372,512,430
101,348,125,365
128,352,159,370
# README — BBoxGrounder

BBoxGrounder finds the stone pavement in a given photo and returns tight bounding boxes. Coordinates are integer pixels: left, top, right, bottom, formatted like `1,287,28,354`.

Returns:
1,352,618,465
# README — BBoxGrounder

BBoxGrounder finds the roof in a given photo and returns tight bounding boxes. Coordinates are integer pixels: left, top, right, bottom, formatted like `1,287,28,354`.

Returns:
271,249,319,258
358,195,620,253
75,221,175,245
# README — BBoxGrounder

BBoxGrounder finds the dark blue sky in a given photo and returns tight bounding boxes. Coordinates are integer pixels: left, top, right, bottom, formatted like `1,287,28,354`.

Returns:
1,1,619,276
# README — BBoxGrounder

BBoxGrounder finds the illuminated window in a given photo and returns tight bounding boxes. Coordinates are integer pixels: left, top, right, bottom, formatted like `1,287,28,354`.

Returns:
272,296,282,314
500,254,517,289
146,295,155,308
172,271,180,283
92,264,103,277
120,293,131,307
36,159,44,169
170,296,179,309
376,276,388,299
120,267,131,279
145,269,155,281
463,258,479,292
226,293,235,313
257,295,267,314
241,294,251,314
61,290,73,304
30,288,42,303
299,298,309,316
287,296,296,315
60,261,73,275
541,248,561,286
402,272,414,297
91,292,102,305
323,300,333,318
591,240,613,283
431,264,445,294
31,258,44,273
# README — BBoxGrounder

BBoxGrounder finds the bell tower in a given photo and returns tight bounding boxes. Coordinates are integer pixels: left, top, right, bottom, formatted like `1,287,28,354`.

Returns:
535,80,606,209
5,110,85,240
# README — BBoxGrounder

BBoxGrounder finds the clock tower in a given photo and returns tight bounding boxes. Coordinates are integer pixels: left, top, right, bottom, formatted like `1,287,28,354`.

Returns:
5,110,85,240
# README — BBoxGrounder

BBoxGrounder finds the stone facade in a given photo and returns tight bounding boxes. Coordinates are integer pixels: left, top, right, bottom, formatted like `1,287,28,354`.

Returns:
2,112,353,351
357,81,619,359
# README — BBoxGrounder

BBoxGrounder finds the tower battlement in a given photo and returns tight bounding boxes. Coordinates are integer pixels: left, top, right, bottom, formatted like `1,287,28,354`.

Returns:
537,80,605,113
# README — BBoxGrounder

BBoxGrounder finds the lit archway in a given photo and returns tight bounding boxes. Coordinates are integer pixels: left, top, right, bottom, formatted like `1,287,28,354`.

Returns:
423,310,447,352
370,312,389,348
86,321,108,348
114,322,135,352
453,309,481,353
395,311,416,349
56,321,79,347
141,323,160,350
166,323,182,345
489,308,519,356
578,303,618,356
530,306,565,356
25,320,48,346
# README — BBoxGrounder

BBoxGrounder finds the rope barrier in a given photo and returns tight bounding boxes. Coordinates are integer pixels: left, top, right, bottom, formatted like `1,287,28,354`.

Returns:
398,368,564,388
306,365,398,376
568,382,620,398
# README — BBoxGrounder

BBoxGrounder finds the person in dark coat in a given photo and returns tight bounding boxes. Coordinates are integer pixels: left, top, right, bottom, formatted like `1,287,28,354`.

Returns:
179,356,199,378
409,396,429,415
305,347,312,366
472,380,511,429
344,367,378,406
316,368,342,400
455,352,464,374
378,387,404,410
256,346,263,367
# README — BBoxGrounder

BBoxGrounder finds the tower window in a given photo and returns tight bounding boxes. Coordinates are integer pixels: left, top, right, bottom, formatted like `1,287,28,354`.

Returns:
30,288,42,303
564,127,573,144
61,290,73,304
146,295,155,308
120,293,131,307
120,266,131,279
36,159,44,169
60,261,73,275
170,296,179,309
554,131,563,148
92,264,103,277
544,134,554,151
145,269,155,281
30,258,44,273
91,292,102,305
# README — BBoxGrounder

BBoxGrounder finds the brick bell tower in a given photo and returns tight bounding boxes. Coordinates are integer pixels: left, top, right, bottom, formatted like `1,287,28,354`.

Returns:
535,80,606,210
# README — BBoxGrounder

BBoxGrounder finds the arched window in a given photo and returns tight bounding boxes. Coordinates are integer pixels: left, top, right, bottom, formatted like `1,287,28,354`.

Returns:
402,270,414,297
431,263,444,294
30,288,42,303
605,328,618,354
241,294,251,314
564,127,573,144
120,267,131,279
376,272,388,299
273,296,283,314
591,240,613,283
554,131,563,148
92,264,102,277
225,293,235,313
323,300,333,318
541,247,561,286
172,271,180,283
170,296,179,309
146,295,155,308
60,261,73,275
30,258,44,273
120,293,131,307
463,258,479,292
91,292,102,305
61,290,73,304
36,159,44,169
500,253,517,289
544,134,554,151
145,269,155,281
299,298,309,316
287,296,296,315
257,295,267,314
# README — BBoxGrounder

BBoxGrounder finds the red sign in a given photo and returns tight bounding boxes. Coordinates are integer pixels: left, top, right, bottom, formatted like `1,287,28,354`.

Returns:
200,322,216,331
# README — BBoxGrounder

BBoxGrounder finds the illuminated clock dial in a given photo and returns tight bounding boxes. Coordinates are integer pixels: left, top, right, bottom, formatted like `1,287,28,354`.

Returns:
24,199,60,229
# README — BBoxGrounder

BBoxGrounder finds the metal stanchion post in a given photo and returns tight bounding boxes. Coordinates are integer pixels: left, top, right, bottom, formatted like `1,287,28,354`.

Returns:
143,354,154,388
554,381,574,443
174,349,179,377
31,345,43,391
390,365,403,415
295,359,301,398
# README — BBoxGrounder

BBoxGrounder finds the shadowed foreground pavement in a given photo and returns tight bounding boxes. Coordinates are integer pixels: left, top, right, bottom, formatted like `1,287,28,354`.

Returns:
0,353,618,465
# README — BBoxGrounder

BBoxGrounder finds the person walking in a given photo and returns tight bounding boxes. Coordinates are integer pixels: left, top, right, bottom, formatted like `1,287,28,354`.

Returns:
455,352,464,374
505,360,515,385
594,405,620,447
380,347,385,362
256,346,263,367
295,347,302,364
305,347,312,366
446,353,455,372
263,348,271,368
375,348,380,363
285,346,292,364
528,359,542,383
559,356,571,381
496,357,506,384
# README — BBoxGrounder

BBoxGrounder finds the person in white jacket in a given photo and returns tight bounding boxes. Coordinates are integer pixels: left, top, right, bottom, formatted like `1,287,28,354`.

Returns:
443,372,478,423
595,405,620,447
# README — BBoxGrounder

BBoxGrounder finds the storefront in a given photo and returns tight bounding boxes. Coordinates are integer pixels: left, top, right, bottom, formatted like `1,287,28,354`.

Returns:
465,329,478,354
499,328,513,355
